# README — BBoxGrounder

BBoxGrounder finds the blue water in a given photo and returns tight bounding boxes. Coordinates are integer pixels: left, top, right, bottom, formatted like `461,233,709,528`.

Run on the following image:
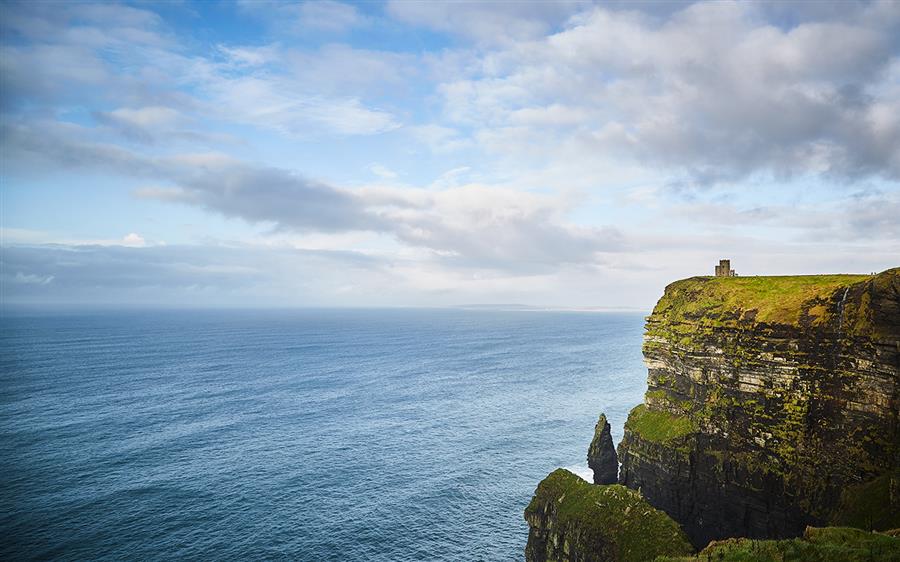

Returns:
1,309,648,561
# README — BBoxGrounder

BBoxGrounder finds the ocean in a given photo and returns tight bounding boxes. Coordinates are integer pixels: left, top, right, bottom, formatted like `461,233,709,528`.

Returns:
1,309,647,561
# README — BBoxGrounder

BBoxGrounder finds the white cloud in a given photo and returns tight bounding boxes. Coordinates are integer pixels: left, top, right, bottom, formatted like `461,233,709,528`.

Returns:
2,1,898,308
217,44,280,67
4,124,620,272
296,1,364,32
238,0,365,34
434,1,900,184
386,1,590,45
407,124,472,153
370,164,398,180
1,4,402,138
122,233,147,247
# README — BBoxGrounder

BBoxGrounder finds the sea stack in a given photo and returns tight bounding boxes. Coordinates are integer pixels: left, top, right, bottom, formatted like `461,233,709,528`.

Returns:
587,413,618,485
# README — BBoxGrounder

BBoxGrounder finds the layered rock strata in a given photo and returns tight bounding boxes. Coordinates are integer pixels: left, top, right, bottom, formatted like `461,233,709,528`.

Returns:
618,268,900,548
588,413,618,485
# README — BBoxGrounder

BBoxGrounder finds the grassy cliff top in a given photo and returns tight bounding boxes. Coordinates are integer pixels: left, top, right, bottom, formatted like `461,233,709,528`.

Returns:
650,270,896,329
527,469,693,562
657,526,900,562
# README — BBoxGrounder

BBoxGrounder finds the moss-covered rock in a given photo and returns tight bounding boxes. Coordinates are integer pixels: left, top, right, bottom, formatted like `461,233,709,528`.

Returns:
623,404,695,444
524,469,693,562
657,526,900,562
618,267,900,548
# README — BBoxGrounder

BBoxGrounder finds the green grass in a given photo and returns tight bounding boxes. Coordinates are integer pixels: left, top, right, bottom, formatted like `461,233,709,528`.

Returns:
526,469,693,562
656,526,900,562
653,274,872,327
625,404,696,444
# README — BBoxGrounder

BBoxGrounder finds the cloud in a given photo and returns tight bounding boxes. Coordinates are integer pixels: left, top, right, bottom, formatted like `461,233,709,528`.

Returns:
122,233,147,247
2,0,897,309
200,75,401,137
435,1,900,185
146,157,385,233
295,1,364,32
4,122,622,272
370,164,398,180
217,44,280,67
93,106,188,143
1,3,402,138
386,1,591,45
662,188,900,242
367,183,625,271
0,242,393,306
407,124,472,153
237,1,366,34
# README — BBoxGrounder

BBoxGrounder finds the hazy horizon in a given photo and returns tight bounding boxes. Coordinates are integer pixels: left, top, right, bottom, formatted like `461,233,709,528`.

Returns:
2,1,898,309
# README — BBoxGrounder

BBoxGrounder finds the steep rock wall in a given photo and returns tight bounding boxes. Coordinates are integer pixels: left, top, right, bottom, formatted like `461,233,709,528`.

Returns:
618,268,900,548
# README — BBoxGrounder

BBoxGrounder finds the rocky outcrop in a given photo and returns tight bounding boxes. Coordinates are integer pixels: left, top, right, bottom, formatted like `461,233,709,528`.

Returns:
618,268,900,548
588,413,618,485
524,469,693,562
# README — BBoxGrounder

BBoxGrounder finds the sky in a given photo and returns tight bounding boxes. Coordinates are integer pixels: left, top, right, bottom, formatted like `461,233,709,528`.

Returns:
1,0,898,309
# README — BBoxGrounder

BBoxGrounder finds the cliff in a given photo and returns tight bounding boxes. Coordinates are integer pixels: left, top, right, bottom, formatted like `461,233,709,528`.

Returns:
524,469,693,562
618,268,900,548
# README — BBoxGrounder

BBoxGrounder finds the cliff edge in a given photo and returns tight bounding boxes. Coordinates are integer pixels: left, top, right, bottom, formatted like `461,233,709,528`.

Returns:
618,268,900,547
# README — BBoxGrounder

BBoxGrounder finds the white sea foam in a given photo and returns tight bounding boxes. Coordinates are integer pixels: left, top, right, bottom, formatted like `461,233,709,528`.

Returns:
564,464,594,483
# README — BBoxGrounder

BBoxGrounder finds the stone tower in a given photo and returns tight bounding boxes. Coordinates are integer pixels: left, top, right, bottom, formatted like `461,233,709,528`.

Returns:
715,259,736,277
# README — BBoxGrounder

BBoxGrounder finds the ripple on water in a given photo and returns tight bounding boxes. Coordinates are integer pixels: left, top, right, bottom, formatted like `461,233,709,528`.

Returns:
1,309,647,561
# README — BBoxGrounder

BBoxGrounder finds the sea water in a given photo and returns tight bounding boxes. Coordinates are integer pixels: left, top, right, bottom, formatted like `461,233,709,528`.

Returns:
1,309,647,561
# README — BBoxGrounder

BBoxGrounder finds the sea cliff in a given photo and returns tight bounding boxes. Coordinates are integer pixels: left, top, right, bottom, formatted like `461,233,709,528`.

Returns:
619,268,899,547
525,268,900,561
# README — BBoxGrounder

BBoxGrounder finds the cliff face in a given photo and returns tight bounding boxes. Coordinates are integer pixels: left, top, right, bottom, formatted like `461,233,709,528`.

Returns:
618,268,900,548
524,469,693,562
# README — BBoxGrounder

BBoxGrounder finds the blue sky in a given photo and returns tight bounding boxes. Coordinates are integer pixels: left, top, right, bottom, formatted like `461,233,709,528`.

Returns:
1,0,898,308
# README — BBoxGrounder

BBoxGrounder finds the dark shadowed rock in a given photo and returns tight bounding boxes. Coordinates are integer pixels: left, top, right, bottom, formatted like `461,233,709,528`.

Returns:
587,413,618,485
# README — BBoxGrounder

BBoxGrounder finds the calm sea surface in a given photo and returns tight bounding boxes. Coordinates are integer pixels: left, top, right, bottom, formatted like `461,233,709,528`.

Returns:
1,309,647,561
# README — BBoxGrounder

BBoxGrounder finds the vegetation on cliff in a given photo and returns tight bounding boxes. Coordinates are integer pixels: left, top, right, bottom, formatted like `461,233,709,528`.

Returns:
524,469,693,562
657,526,900,562
646,268,899,343
649,273,873,329
621,267,899,546
623,404,695,445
